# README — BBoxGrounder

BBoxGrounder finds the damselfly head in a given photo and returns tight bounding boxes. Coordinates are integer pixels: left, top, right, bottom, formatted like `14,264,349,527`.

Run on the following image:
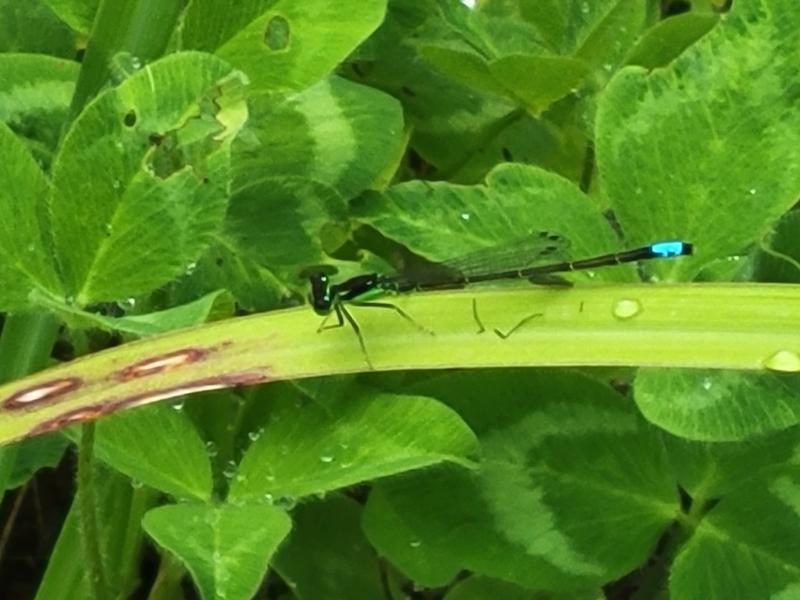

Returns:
307,272,334,314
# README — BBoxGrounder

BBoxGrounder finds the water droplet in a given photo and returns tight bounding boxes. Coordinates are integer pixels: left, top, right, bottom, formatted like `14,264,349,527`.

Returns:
612,298,642,320
274,495,296,509
185,262,197,275
409,540,422,548
222,460,237,479
131,479,143,489
460,212,471,221
635,187,643,195
205,441,218,457
130,56,141,69
763,350,800,373
748,188,757,195
320,454,335,464
235,473,246,483
171,399,185,411
105,223,113,235
701,377,713,390
603,63,613,72
248,428,263,442
112,179,121,190
26,243,35,253
581,2,590,13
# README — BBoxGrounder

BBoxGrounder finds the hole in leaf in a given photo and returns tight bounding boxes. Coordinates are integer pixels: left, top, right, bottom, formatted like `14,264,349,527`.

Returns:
264,16,290,51
123,110,137,127
662,0,690,16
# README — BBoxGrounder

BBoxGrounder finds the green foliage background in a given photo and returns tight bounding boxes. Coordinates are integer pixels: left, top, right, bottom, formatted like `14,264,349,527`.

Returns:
1,0,800,598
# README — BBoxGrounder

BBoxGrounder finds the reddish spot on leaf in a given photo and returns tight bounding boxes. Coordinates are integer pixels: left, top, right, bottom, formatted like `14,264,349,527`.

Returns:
26,371,270,438
114,348,209,381
3,377,82,410
115,372,270,410
28,405,110,436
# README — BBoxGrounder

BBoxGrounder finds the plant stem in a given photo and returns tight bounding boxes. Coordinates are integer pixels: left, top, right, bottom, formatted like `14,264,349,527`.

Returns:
77,421,108,600
147,552,186,600
69,0,183,120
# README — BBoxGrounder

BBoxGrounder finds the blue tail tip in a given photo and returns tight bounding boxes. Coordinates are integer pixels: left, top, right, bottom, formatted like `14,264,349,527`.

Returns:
650,240,693,257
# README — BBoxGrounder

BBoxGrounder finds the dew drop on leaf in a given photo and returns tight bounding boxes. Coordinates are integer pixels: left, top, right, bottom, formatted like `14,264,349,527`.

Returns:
222,460,237,479
612,298,642,320
205,440,218,457
274,495,296,509
763,350,800,373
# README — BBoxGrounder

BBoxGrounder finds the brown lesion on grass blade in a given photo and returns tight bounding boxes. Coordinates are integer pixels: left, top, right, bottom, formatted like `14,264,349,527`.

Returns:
28,404,112,436
114,372,270,411
3,377,83,410
113,348,210,381
27,371,270,438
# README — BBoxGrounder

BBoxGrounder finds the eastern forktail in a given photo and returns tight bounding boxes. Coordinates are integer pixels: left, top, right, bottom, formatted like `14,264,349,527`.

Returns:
307,237,693,364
